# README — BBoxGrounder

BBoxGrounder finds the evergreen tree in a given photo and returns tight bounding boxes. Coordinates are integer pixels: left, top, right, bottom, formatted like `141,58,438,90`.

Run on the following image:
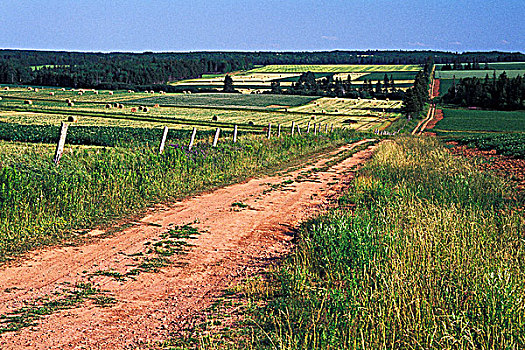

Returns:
223,75,235,92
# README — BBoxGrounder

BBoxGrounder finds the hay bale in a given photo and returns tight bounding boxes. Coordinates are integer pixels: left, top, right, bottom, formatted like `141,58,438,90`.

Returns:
68,102,74,107
67,116,78,122
34,88,39,92
113,103,119,107
49,92,55,96
24,100,32,105
212,116,218,121
94,91,99,94
109,91,114,95
65,98,71,103
154,104,160,108
311,115,316,120
0,97,2,101
131,107,137,112
61,88,66,91
118,104,123,109
3,87,9,90
138,106,143,111
27,87,33,91
150,90,155,94
105,104,111,108
248,121,254,126
143,107,149,112
78,92,83,95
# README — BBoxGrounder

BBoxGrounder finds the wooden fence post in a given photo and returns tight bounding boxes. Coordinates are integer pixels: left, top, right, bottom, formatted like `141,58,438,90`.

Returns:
212,127,220,147
330,124,334,133
297,124,301,135
188,127,197,150
278,123,281,137
291,121,295,136
324,124,328,133
307,121,311,133
233,125,238,143
159,126,169,154
267,123,272,139
313,123,317,135
53,122,69,165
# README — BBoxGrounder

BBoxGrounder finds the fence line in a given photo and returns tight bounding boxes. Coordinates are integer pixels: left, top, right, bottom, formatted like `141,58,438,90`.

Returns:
51,121,345,163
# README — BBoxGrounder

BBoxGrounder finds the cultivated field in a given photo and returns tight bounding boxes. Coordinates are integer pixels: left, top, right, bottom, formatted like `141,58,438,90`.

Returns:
0,87,401,132
435,62,525,95
434,108,525,133
168,64,419,91
247,64,421,73
435,69,525,79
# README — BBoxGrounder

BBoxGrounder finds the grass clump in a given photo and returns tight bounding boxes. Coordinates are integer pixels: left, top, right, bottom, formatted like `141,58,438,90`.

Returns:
217,137,525,349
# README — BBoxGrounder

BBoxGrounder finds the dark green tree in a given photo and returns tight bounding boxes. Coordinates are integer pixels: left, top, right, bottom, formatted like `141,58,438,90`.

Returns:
223,74,235,92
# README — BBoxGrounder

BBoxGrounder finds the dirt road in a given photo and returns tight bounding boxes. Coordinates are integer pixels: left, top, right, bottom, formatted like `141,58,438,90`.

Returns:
0,139,378,349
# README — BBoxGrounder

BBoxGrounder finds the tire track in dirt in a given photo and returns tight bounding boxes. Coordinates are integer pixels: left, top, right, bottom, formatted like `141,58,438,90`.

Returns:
0,139,379,349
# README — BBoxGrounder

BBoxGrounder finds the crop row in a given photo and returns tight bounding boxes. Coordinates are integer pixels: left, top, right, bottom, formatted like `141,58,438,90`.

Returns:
443,133,525,159
247,64,422,73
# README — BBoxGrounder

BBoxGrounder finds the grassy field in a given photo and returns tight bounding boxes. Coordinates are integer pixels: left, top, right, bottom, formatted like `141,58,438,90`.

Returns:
435,69,525,79
0,88,397,131
193,137,525,349
288,97,403,116
127,93,317,108
434,108,525,133
167,65,419,91
247,64,422,73
0,130,363,261
438,78,455,95
354,71,418,81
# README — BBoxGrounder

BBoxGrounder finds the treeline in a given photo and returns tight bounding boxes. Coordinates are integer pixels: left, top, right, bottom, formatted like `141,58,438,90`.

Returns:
440,61,491,71
442,72,525,110
0,49,523,90
0,57,250,90
269,72,404,100
402,58,434,116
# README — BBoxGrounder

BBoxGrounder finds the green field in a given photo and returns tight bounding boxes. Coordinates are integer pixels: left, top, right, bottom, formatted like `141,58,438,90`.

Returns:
438,78,455,95
442,132,525,159
354,71,418,81
435,108,525,133
248,64,421,73
0,88,396,131
435,69,525,79
128,93,318,108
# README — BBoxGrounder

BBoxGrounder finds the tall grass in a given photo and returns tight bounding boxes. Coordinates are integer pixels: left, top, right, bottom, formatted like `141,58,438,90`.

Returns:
238,137,524,349
0,131,359,261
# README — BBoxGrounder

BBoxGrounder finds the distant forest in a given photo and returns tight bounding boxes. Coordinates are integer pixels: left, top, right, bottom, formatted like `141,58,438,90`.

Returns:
0,49,524,91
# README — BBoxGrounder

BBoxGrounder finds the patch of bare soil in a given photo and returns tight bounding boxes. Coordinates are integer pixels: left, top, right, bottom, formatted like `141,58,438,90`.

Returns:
449,142,525,192
0,139,378,349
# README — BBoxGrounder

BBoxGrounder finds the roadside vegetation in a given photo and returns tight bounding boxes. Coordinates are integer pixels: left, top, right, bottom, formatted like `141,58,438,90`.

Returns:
0,131,364,262
189,137,524,349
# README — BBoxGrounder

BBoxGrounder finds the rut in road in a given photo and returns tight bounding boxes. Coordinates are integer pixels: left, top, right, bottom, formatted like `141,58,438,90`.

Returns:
0,139,378,349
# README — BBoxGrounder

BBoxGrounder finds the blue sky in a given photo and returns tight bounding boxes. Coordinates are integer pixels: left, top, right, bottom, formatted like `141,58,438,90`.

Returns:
0,0,523,52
